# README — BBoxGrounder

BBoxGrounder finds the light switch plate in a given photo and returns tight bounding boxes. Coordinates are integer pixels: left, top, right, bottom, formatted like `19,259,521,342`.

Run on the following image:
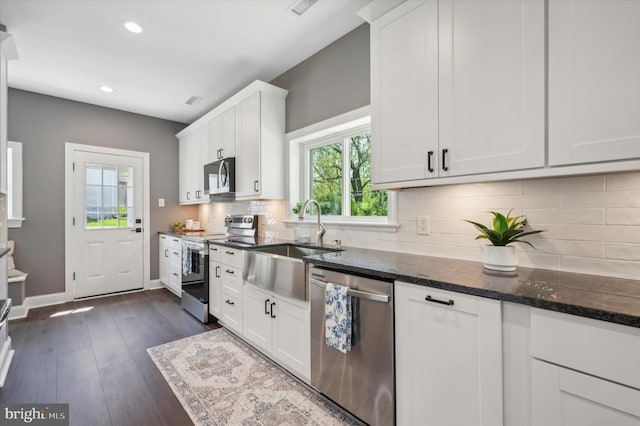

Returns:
158,198,165,208
417,215,429,235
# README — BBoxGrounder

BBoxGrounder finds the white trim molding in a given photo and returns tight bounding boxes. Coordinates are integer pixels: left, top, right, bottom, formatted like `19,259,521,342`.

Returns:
64,143,151,302
8,291,67,320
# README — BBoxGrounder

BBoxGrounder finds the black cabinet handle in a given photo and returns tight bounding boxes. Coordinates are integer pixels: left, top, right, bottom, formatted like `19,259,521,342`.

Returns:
225,251,234,255
225,299,235,305
270,302,276,318
164,249,168,257
195,190,201,199
172,272,179,277
186,191,191,200
425,295,454,306
215,265,220,278
225,269,234,274
427,150,434,173
264,298,271,315
442,149,449,171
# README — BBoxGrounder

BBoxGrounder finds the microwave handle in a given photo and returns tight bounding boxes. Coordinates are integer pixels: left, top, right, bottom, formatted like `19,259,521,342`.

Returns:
219,160,228,187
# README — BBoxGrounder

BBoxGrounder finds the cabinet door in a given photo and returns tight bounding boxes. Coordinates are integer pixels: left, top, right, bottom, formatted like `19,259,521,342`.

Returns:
209,260,221,317
371,0,439,184
439,0,544,176
548,0,640,166
532,359,640,426
395,282,503,426
272,297,310,381
194,125,209,201
236,92,261,197
243,285,272,354
0,48,7,195
209,106,236,161
178,135,191,203
159,237,169,285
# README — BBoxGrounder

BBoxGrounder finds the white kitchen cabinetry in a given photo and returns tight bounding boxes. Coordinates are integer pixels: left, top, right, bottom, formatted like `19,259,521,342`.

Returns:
531,309,640,426
395,281,503,426
178,124,209,205
364,0,544,186
208,244,221,318
548,0,640,166
235,90,286,200
216,245,244,335
159,234,181,296
243,284,310,381
209,106,235,161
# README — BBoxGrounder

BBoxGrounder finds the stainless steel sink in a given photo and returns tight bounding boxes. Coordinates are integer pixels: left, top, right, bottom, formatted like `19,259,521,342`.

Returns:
243,244,341,301
254,244,339,259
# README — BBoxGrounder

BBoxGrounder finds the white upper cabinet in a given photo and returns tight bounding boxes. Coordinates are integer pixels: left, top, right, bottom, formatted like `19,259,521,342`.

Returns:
548,0,640,166
235,90,286,200
365,0,545,186
178,124,209,205
177,80,287,203
209,106,236,161
371,0,439,183
439,0,545,177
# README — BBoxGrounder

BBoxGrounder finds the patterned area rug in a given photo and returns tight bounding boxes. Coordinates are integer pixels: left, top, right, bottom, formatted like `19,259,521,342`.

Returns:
147,328,360,426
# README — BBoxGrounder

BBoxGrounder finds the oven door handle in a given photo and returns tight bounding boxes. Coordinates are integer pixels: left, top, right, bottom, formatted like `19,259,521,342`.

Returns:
310,278,390,303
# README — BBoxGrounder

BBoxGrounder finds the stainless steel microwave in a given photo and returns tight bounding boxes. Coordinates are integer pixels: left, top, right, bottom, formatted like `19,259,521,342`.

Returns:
204,157,235,199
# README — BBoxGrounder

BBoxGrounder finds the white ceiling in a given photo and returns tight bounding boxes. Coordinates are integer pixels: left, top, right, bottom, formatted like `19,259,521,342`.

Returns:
0,0,369,123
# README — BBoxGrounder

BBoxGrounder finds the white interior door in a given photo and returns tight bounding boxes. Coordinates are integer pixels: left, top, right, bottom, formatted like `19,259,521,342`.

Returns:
72,150,144,298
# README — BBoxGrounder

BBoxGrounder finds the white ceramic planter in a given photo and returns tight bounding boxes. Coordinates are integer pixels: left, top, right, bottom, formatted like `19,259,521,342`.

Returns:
482,245,517,272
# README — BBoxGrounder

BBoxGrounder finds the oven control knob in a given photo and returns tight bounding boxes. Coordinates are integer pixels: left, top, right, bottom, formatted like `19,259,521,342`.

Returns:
244,217,252,223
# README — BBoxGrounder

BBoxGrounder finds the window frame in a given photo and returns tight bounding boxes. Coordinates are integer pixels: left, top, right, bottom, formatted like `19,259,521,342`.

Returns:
287,107,397,226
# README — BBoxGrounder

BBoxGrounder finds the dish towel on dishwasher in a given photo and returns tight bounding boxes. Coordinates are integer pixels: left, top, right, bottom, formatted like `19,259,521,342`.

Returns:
325,283,352,353
182,244,191,276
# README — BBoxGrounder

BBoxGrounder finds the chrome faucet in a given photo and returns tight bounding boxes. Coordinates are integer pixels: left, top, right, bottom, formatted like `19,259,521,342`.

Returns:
298,199,326,247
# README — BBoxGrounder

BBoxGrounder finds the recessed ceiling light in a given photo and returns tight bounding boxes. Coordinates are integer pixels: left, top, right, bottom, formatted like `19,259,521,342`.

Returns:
123,21,143,34
100,86,114,93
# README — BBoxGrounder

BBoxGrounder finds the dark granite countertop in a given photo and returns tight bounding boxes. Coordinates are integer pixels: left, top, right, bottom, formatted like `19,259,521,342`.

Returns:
302,246,640,328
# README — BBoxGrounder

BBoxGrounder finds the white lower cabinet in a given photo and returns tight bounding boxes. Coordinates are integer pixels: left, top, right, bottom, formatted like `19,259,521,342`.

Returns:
395,281,503,426
243,284,310,381
530,308,640,426
208,244,222,318
159,234,181,296
532,359,640,426
216,246,245,335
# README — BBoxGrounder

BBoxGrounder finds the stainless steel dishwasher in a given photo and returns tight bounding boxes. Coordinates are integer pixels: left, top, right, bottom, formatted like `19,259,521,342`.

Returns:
309,264,394,426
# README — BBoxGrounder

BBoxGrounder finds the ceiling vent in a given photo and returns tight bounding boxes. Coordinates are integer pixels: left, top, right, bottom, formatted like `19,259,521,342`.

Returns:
289,0,318,16
185,95,202,106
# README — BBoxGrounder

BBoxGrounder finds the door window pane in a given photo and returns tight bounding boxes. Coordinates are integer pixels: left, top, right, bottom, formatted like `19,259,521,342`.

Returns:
310,142,342,215
349,134,388,217
85,162,135,229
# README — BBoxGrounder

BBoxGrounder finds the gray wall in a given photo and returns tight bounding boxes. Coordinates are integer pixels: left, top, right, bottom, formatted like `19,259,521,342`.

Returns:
7,89,197,297
270,23,370,133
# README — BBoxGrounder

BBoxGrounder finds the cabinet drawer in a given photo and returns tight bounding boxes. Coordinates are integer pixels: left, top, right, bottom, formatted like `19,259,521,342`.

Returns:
208,244,221,261
221,295,243,335
168,268,181,292
400,283,479,315
220,247,243,269
168,249,182,270
531,308,640,390
165,235,181,251
221,266,243,298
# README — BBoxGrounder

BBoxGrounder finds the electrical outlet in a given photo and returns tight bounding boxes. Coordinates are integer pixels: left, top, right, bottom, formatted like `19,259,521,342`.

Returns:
417,215,429,235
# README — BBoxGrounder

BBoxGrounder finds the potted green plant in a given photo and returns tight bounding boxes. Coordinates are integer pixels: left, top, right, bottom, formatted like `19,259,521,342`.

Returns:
172,221,182,234
465,210,544,272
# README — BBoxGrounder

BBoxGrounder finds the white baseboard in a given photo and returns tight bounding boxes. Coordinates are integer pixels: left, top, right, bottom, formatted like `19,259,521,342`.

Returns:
148,279,163,290
8,285,173,320
8,292,67,320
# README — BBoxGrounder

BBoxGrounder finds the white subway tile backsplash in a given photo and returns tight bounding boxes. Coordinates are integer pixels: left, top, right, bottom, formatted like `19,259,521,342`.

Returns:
199,171,640,280
523,208,604,225
524,175,604,194
605,243,640,261
606,172,640,191
605,208,640,225
561,256,640,280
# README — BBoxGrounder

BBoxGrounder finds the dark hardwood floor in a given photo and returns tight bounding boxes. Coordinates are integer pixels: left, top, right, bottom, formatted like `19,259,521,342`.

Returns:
0,288,220,426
